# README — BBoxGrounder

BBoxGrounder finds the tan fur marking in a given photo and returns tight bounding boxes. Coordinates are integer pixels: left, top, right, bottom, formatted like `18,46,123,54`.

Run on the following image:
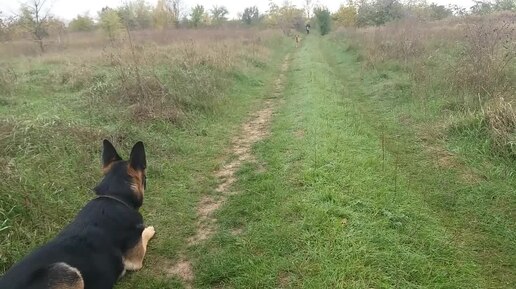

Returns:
102,157,121,175
123,226,155,271
49,263,84,289
102,162,114,175
52,282,84,289
127,166,145,199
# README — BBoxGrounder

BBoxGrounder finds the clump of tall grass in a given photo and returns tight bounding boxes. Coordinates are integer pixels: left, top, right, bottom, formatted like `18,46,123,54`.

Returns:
483,97,516,157
55,63,97,91
0,65,17,99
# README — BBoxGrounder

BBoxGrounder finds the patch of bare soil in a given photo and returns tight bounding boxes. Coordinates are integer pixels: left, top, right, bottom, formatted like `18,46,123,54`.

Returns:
166,258,194,288
166,54,290,286
277,271,294,288
188,54,290,246
421,125,483,184
294,129,305,139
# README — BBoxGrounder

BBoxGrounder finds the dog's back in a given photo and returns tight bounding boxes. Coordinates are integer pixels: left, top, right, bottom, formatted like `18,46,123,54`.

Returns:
0,140,151,289
0,199,144,289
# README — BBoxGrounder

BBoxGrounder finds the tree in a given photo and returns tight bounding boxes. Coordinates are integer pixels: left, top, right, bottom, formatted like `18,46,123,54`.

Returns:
471,0,516,14
166,0,185,27
46,17,65,46
493,0,516,11
190,4,207,28
117,5,137,29
241,6,260,25
116,0,153,30
450,4,467,16
356,0,404,26
98,7,123,41
266,2,305,35
133,0,153,29
305,0,314,19
211,6,228,25
69,13,95,32
0,13,19,41
0,11,6,39
314,6,331,35
333,3,357,27
471,1,494,15
153,0,174,29
428,3,452,20
17,0,52,52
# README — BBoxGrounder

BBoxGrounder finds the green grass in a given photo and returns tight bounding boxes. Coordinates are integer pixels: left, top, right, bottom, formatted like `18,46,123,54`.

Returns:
1,33,514,289
190,37,515,288
0,37,291,288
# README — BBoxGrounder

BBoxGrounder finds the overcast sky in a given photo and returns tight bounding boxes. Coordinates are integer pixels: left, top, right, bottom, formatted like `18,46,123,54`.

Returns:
0,0,477,20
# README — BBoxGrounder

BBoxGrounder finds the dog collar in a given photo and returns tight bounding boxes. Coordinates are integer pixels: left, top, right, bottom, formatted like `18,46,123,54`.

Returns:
95,195,134,210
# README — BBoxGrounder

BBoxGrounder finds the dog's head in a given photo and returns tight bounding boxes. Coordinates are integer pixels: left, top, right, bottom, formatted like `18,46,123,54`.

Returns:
94,140,146,209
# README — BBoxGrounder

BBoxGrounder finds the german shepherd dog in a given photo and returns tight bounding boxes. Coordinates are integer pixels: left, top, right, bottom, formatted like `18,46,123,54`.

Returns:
0,140,155,289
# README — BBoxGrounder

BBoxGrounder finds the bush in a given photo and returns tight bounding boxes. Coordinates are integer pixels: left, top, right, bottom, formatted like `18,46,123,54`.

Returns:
314,7,332,35
69,14,96,32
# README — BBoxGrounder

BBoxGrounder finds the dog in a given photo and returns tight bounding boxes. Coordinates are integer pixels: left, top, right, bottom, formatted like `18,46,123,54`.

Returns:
0,140,155,289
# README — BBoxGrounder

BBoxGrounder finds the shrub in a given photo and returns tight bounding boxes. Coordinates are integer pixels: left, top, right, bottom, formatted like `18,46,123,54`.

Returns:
314,7,332,35
69,14,96,32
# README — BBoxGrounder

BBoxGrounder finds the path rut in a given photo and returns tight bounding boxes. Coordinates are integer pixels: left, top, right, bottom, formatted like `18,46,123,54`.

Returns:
166,54,291,288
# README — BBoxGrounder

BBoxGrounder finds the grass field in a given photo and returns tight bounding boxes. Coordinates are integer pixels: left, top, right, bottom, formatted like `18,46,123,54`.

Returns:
189,36,515,288
1,29,515,288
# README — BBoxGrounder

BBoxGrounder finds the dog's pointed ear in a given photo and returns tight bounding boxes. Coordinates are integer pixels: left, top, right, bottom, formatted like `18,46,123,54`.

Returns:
129,141,146,171
102,139,122,169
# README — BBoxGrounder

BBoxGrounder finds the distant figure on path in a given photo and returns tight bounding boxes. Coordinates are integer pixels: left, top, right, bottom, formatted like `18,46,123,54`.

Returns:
306,23,311,35
295,34,300,47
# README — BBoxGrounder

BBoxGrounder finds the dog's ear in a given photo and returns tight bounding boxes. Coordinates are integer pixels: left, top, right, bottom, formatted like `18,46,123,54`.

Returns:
129,141,146,171
102,139,122,169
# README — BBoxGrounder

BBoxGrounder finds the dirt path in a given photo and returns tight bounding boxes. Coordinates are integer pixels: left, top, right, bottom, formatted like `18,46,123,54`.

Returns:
166,54,291,288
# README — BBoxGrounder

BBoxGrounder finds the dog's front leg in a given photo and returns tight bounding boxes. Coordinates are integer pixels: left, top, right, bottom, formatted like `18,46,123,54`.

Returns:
123,226,156,271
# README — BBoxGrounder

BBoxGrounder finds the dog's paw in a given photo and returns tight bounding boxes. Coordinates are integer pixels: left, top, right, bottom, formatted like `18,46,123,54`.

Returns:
143,226,156,240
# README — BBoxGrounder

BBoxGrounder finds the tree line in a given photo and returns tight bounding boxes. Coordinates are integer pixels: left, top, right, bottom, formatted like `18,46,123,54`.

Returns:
1,0,515,51
333,0,516,28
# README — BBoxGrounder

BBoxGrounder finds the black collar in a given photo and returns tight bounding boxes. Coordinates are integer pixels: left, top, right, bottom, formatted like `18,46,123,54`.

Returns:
95,195,134,210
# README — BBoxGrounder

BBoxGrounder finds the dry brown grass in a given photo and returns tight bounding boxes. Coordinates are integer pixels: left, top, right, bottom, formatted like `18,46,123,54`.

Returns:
0,28,267,59
340,13,516,157
88,29,275,122
484,97,516,156
454,14,516,101
339,18,465,67
1,28,279,123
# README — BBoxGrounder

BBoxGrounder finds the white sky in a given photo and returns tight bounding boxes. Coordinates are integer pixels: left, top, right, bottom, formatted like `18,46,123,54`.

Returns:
0,0,477,21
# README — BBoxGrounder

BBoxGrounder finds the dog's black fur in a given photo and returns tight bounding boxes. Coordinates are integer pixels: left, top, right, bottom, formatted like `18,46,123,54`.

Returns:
0,140,151,289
